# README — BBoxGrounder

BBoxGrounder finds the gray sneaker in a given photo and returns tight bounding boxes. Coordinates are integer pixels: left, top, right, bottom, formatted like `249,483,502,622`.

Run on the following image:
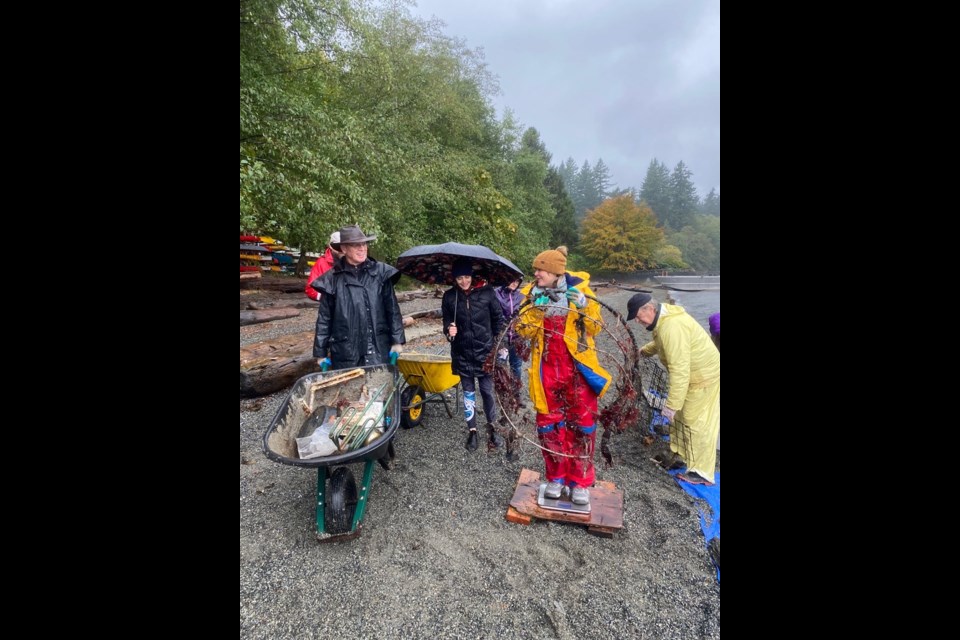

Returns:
570,487,590,505
544,481,564,499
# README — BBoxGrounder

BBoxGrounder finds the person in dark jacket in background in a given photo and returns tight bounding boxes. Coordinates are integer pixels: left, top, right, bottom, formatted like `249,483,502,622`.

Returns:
443,259,504,451
494,276,524,382
313,224,405,370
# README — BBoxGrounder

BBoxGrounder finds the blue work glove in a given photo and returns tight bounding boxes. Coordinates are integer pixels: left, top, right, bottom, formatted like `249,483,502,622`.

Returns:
533,295,550,307
389,344,403,365
318,357,331,372
566,286,586,308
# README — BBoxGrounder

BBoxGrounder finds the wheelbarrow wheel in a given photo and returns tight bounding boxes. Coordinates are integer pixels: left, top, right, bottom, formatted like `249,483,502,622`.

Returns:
401,385,425,429
326,467,358,534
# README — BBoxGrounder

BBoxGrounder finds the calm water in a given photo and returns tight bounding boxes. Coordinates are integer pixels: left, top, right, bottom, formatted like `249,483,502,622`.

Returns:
665,289,720,332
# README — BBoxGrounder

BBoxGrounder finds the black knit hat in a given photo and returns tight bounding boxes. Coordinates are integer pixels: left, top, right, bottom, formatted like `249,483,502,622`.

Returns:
626,293,652,321
452,258,473,278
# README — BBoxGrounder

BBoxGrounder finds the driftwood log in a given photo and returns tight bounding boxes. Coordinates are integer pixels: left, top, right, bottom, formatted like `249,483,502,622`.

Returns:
247,299,318,310
409,308,441,319
402,308,442,327
240,278,304,293
395,288,444,302
240,331,313,368
240,331,316,397
240,307,300,326
608,283,653,293
240,353,320,397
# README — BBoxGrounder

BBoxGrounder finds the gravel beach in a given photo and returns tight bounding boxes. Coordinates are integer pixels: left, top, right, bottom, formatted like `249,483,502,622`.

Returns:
240,281,720,639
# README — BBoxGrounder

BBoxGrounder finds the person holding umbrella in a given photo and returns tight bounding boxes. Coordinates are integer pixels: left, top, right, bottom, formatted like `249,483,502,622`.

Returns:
515,246,611,506
443,258,504,451
312,224,405,370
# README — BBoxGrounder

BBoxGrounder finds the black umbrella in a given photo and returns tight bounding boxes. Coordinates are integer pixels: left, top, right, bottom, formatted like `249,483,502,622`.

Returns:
396,242,524,286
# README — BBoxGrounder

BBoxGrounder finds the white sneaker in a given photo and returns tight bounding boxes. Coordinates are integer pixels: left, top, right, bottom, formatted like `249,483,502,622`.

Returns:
571,487,590,505
544,481,563,499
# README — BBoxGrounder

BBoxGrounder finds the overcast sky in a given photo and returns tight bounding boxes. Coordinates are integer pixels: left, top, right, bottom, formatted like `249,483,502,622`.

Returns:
409,0,720,197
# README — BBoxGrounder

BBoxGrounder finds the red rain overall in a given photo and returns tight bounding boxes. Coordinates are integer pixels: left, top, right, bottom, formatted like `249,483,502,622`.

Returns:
536,314,598,488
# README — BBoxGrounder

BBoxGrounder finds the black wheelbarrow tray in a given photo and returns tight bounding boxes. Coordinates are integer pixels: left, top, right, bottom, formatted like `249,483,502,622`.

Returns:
262,364,400,541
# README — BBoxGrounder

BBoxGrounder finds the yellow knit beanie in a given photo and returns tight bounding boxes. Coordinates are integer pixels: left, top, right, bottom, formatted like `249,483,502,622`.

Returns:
532,245,568,276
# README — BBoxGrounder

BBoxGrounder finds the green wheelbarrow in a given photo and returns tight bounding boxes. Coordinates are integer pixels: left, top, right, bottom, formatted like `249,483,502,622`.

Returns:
262,364,400,541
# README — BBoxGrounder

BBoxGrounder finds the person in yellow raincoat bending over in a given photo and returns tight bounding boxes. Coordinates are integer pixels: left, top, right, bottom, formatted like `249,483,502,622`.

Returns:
515,246,611,506
627,293,720,485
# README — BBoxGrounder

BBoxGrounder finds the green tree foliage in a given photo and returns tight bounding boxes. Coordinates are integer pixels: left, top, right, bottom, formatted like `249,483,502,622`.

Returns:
593,158,613,199
667,161,699,231
580,195,664,271
574,160,597,223
557,157,578,188
561,158,615,224
546,167,578,249
654,244,687,269
700,187,720,217
639,159,671,225
696,214,720,252
667,215,720,273
241,0,520,262
241,1,703,280
502,156,552,258
516,127,577,250
520,126,551,163
240,0,364,254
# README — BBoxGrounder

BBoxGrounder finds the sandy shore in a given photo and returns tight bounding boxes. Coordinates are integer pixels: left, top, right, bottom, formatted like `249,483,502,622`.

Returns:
240,283,720,639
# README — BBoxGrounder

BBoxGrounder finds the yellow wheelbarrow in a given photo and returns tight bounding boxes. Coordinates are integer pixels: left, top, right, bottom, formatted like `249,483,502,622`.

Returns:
395,352,462,428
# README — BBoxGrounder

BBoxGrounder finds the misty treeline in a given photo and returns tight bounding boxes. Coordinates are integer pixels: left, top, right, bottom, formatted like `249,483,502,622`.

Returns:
240,0,719,275
559,158,720,273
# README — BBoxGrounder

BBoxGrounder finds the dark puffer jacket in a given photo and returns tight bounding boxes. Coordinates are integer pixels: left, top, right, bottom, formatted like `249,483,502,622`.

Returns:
442,284,503,378
313,257,405,368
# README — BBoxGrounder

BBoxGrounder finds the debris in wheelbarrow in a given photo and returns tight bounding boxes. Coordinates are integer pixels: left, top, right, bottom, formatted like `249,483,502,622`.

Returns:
262,364,400,539
330,381,393,451
295,410,338,459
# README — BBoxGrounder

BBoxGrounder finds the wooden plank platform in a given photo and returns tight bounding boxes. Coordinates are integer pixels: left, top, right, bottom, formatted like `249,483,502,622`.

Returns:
506,468,624,537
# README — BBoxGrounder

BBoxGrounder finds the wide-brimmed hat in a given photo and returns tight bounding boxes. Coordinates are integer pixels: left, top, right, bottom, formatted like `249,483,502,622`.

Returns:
331,224,376,251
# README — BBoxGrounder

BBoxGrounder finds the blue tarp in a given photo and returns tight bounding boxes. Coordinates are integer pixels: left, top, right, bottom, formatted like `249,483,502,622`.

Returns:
669,467,720,582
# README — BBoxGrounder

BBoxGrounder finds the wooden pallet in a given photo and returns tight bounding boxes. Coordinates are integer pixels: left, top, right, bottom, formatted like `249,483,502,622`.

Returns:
505,468,624,537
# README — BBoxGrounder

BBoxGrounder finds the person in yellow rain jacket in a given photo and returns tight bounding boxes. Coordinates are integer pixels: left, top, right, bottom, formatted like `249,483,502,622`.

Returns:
515,246,611,506
627,293,720,485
